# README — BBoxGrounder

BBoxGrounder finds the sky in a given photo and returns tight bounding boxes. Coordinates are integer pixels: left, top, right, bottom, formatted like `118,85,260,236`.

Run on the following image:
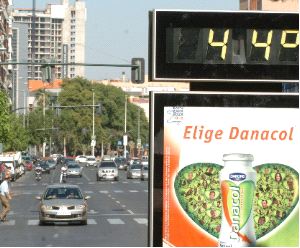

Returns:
12,0,239,80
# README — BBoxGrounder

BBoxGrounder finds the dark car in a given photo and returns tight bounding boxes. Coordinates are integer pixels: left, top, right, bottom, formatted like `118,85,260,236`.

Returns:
114,157,127,170
46,159,57,170
39,161,50,174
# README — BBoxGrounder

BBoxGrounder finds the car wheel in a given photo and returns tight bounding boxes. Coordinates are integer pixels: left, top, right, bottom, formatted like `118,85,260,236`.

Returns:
96,175,99,181
39,220,46,226
80,220,87,225
114,177,119,181
141,177,144,181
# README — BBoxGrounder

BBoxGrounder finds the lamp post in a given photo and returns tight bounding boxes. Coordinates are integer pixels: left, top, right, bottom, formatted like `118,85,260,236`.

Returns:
42,92,46,157
123,95,127,159
91,89,96,156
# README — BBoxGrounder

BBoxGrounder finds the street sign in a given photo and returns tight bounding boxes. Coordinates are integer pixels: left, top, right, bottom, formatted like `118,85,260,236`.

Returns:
123,135,128,146
91,140,96,147
149,10,299,82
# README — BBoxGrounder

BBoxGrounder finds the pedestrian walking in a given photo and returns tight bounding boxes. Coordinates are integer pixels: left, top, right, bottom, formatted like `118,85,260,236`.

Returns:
0,171,12,222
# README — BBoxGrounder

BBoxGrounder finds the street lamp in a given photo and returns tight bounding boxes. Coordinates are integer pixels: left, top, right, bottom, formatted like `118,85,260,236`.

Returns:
123,95,128,159
91,89,96,156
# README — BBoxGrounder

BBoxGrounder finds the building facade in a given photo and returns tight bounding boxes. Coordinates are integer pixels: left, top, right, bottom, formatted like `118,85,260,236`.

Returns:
11,22,28,113
12,0,86,81
239,0,299,93
0,0,13,91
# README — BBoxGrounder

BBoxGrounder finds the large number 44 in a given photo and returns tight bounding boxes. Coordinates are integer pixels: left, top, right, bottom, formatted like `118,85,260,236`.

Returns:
251,29,299,61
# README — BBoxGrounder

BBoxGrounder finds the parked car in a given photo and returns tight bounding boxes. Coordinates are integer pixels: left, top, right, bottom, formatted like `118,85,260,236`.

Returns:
86,156,97,167
140,163,149,181
114,157,127,170
67,163,83,177
36,184,90,225
127,161,142,179
96,160,118,181
75,155,87,164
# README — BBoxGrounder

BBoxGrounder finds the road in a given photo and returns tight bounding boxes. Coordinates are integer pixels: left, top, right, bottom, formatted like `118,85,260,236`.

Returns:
0,164,148,247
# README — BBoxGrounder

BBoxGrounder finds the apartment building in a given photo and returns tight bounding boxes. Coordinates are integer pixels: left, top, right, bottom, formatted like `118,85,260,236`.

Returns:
0,0,13,91
12,0,86,81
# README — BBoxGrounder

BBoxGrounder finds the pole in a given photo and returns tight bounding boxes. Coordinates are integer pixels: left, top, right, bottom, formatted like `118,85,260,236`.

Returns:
91,89,95,156
23,91,26,127
64,136,66,157
137,106,141,157
42,92,46,157
124,95,127,159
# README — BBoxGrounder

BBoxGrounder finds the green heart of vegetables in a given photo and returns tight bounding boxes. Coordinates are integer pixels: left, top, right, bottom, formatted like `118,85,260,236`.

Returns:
174,163,299,239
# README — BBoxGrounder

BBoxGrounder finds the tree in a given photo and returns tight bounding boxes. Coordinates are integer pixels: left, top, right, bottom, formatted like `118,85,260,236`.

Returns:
0,90,10,144
54,77,149,155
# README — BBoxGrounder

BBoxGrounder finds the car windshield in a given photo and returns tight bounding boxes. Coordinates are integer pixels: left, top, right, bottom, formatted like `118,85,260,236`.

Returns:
44,187,83,200
99,162,116,168
47,160,55,163
22,156,31,161
143,166,149,170
87,157,95,161
131,163,142,170
68,164,80,169
115,159,125,165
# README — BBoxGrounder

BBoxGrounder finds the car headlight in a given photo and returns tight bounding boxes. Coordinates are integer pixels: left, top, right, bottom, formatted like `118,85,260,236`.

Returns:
76,204,86,210
41,205,52,211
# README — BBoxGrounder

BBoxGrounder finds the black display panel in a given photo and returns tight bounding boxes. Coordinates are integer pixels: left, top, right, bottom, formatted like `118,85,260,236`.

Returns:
149,10,299,82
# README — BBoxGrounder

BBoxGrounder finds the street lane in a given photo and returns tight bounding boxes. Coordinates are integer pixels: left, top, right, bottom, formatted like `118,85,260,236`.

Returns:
0,164,148,247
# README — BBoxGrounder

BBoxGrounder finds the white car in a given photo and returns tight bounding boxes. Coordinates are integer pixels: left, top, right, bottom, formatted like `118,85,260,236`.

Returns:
86,156,97,167
75,155,87,164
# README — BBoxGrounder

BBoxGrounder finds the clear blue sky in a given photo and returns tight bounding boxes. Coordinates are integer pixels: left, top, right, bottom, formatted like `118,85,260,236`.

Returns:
13,0,239,80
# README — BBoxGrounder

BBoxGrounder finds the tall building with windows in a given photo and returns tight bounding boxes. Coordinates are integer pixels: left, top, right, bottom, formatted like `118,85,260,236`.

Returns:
0,0,13,91
12,0,86,80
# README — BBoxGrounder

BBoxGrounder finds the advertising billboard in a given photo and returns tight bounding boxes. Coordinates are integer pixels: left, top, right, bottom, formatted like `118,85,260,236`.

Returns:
149,92,299,247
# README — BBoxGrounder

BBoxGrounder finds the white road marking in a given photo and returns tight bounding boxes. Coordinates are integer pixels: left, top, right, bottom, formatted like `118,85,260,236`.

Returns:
127,210,134,215
53,233,59,238
0,220,15,225
28,219,39,225
87,219,97,225
134,218,148,225
113,190,124,193
88,210,98,214
99,190,109,194
129,190,139,193
84,191,94,194
107,218,125,224
116,201,120,204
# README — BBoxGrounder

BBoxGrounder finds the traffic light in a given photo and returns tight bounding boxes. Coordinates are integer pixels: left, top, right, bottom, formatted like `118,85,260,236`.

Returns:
131,58,145,84
41,61,56,83
96,102,102,115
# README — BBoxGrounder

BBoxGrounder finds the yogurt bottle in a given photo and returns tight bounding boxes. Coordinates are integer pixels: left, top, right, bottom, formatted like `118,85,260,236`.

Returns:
219,153,256,247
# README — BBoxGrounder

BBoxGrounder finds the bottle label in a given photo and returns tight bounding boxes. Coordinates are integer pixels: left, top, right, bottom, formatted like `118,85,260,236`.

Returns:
220,180,255,245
